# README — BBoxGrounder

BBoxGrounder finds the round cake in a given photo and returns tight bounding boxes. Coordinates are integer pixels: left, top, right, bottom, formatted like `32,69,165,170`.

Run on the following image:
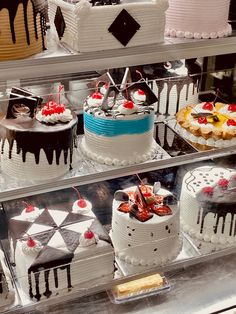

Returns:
165,0,232,39
0,95,78,181
176,102,236,149
0,0,47,61
81,84,157,166
180,166,236,245
110,183,182,266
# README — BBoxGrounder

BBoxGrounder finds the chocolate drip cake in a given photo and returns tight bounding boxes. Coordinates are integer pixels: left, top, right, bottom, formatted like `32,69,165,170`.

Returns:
180,166,236,245
8,201,114,301
0,87,78,181
0,0,47,60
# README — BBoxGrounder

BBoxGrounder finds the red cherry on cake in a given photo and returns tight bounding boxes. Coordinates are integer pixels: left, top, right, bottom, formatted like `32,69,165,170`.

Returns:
84,229,94,240
228,104,236,112
123,101,134,109
198,117,208,124
92,92,103,99
25,205,35,213
77,199,87,208
202,186,214,196
227,119,236,126
202,102,213,111
137,89,145,95
27,237,36,248
218,178,229,188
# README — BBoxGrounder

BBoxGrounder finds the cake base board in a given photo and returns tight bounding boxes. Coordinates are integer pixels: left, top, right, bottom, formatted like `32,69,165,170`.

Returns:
115,233,198,277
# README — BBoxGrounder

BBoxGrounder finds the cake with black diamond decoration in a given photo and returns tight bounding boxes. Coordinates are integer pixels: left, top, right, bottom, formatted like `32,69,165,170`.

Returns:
49,0,168,52
8,201,114,301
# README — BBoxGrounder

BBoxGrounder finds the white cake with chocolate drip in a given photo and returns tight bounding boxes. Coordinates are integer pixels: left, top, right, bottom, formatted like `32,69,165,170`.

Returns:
8,201,114,301
180,166,236,246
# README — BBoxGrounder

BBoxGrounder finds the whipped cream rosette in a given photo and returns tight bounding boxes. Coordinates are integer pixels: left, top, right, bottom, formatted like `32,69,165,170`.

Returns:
36,100,73,124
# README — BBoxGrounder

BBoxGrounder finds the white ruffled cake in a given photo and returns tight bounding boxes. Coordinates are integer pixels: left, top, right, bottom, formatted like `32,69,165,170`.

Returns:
165,0,232,39
0,251,15,310
49,0,168,52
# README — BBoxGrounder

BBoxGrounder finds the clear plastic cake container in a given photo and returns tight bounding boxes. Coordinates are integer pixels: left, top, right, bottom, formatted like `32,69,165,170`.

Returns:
107,273,170,304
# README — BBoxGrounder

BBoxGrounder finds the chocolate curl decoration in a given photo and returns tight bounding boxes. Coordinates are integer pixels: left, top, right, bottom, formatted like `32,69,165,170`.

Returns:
120,67,130,90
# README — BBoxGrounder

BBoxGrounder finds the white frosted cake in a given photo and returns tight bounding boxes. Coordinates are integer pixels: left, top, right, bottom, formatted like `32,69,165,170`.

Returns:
0,250,15,310
110,183,182,266
9,202,114,301
0,88,78,181
81,82,158,166
49,0,168,52
180,166,236,245
165,0,232,39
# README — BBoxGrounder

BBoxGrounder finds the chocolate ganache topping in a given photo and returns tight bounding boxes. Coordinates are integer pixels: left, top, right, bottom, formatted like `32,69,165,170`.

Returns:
0,0,47,50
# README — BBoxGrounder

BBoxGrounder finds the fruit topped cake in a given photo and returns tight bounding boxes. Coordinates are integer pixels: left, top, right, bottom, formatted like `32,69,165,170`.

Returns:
81,76,159,166
8,200,114,301
0,87,78,181
180,166,236,246
49,0,168,52
176,102,236,149
111,181,182,266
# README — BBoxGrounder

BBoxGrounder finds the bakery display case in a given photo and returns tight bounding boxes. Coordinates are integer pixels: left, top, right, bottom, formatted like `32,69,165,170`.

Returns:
0,11,236,313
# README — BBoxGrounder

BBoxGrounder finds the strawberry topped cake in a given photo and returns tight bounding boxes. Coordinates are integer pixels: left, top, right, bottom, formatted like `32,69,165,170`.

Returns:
110,181,182,266
81,81,158,166
176,102,236,149
0,87,78,181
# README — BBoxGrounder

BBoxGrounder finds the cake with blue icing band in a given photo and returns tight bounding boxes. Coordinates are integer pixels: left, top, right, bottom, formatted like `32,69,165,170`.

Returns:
81,78,158,166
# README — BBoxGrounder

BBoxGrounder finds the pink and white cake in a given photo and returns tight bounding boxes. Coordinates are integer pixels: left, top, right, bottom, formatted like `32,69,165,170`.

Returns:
8,201,114,301
165,0,232,39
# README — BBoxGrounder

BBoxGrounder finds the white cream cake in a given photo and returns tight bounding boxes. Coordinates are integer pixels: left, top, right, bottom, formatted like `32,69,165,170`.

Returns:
8,202,114,301
180,166,236,245
49,0,168,52
165,0,232,39
110,183,182,266
81,82,158,166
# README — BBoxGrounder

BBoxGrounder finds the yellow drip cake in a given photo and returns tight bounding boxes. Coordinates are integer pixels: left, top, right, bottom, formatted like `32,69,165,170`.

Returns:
0,0,47,61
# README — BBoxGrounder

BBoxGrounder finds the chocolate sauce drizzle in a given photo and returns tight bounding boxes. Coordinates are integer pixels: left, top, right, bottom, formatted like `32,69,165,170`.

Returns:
156,76,200,114
0,0,47,50
0,117,77,166
197,196,236,236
